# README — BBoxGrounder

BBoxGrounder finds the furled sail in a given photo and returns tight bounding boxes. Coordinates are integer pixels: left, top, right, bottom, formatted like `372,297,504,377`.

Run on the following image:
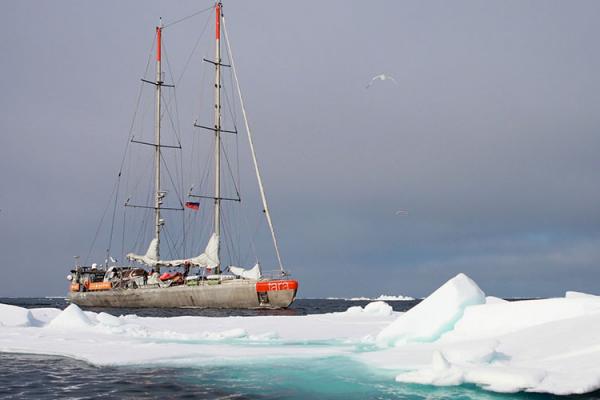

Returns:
161,233,220,268
230,263,261,280
126,238,159,267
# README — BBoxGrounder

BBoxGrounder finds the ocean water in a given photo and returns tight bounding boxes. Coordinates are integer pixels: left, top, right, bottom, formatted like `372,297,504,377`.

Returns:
0,297,420,316
1,297,599,400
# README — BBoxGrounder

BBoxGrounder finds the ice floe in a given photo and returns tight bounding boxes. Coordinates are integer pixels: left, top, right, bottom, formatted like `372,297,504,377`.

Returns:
2,273,600,395
0,304,38,327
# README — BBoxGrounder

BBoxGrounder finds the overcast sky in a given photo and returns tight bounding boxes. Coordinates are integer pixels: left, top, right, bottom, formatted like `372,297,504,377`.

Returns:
1,1,600,298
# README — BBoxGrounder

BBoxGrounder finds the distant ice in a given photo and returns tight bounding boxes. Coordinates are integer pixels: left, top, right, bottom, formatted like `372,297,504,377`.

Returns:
325,294,415,301
2,274,600,395
343,301,394,317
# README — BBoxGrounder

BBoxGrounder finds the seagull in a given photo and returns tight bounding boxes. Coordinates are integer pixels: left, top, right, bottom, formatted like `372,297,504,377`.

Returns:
366,74,398,89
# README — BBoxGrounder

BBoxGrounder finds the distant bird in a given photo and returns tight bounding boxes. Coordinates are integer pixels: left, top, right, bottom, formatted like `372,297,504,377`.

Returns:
366,74,398,89
395,209,409,216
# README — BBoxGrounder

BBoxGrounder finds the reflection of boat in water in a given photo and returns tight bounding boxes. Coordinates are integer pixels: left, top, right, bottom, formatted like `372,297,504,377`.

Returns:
67,2,297,309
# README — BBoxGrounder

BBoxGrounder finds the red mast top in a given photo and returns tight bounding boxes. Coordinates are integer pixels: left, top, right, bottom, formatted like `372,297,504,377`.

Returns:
156,26,162,62
215,3,221,40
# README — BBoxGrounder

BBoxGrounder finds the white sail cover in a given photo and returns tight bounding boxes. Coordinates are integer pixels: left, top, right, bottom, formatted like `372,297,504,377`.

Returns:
161,233,220,268
126,238,159,267
230,263,261,280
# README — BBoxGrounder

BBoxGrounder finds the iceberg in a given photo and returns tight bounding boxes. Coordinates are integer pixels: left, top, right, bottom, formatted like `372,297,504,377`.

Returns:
376,273,485,346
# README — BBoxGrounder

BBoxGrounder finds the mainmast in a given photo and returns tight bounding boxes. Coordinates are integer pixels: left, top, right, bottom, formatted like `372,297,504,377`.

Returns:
213,3,222,269
154,21,164,261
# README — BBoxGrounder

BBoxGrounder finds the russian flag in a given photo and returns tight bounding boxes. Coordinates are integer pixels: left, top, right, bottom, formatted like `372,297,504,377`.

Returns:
185,202,200,211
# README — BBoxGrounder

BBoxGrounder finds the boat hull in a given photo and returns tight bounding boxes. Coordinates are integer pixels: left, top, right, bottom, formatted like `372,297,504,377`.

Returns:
67,279,298,309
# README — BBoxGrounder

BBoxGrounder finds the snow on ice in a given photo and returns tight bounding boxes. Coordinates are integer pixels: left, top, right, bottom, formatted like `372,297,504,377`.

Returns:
2,274,600,395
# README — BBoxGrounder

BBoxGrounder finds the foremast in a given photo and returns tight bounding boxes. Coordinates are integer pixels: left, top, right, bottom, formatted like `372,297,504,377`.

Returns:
125,21,169,268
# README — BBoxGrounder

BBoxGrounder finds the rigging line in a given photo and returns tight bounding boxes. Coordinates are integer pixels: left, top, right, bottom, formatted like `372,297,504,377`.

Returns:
106,172,121,260
171,211,183,258
222,206,233,264
221,140,241,199
176,10,213,87
161,43,183,146
223,48,238,125
119,34,157,259
121,206,127,263
176,209,195,256
223,206,236,266
132,182,153,252
221,210,236,268
222,16,285,272
159,152,185,207
84,177,120,266
190,191,210,254
230,204,242,267
127,155,155,202
194,142,214,199
119,81,145,175
161,91,183,146
162,4,215,29
221,80,238,130
161,224,178,261
155,73,181,147
235,103,241,207
121,33,157,173
189,208,210,257
235,134,241,263
241,207,263,267
188,68,210,190
221,81,239,136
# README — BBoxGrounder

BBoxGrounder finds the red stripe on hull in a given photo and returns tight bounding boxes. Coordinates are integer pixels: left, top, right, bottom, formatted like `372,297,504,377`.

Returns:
256,280,298,292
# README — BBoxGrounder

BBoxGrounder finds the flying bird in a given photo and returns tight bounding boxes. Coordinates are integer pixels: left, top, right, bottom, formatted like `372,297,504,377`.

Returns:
395,209,409,216
366,74,398,89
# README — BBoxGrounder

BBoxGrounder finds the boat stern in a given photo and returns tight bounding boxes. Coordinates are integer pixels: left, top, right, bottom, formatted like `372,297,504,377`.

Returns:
256,279,298,308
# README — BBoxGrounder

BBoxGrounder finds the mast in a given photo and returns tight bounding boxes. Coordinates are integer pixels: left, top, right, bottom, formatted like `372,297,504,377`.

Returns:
154,22,163,261
213,2,222,268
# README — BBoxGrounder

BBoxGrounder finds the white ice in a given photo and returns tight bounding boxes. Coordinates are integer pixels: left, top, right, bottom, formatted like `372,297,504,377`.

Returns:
325,294,415,301
2,273,600,395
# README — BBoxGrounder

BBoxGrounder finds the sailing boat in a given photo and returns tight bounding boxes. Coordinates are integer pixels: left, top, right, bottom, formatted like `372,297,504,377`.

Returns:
67,3,298,308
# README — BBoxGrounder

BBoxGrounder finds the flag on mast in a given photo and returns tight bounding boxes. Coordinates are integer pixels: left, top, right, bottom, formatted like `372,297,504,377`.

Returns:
185,202,200,211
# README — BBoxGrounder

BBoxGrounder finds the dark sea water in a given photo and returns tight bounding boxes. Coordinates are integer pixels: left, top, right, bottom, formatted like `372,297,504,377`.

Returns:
1,297,599,400
0,297,420,316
